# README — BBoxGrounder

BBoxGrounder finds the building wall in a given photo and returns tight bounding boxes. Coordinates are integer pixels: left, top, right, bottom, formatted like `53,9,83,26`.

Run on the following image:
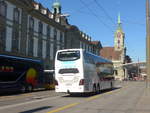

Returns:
0,0,65,69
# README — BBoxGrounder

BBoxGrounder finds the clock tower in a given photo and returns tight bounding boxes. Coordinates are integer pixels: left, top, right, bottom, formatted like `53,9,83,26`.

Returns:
114,14,125,51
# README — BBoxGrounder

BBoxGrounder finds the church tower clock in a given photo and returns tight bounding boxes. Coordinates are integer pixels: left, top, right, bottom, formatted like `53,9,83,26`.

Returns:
114,14,125,51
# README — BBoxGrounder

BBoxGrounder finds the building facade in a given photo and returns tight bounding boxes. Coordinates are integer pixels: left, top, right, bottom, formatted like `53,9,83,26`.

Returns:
65,25,102,56
100,14,126,80
0,0,102,70
0,0,65,69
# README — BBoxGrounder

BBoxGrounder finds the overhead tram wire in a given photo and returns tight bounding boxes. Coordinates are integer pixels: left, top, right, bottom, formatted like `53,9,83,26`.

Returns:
79,0,114,33
94,0,116,26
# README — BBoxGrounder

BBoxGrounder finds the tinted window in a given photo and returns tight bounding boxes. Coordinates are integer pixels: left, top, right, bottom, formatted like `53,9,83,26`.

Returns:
57,51,80,61
59,68,79,74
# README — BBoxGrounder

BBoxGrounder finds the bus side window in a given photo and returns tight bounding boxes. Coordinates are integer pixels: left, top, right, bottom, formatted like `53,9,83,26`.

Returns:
88,55,95,64
83,54,89,63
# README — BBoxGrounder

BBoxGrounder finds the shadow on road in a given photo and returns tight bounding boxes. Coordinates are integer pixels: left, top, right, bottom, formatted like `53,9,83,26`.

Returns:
19,106,53,113
0,89,54,96
62,87,122,98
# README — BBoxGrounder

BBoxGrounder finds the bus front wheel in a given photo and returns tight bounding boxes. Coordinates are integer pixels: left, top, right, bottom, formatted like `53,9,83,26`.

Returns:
20,85,26,93
27,84,33,92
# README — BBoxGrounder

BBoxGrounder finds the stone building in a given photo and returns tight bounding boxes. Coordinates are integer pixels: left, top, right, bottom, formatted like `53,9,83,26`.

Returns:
0,0,102,70
0,0,66,69
100,14,126,80
65,25,102,56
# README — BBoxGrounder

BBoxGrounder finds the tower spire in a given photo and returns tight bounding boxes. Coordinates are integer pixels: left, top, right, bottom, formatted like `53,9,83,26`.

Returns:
118,13,121,24
52,0,61,14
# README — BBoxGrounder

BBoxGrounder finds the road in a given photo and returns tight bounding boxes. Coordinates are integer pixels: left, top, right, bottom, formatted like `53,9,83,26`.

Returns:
0,81,149,113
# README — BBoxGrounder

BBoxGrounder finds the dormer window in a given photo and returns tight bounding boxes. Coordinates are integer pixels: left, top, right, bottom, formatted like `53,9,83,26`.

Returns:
56,18,60,23
41,9,47,15
50,14,54,19
34,4,39,10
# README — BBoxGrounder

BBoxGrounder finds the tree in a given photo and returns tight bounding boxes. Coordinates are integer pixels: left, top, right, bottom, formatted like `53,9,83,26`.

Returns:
125,55,132,63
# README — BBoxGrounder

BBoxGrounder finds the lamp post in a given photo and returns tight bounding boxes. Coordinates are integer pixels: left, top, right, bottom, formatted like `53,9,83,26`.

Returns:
146,0,150,88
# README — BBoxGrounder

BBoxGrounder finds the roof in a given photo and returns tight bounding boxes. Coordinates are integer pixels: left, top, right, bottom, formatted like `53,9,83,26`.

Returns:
91,41,102,48
100,47,122,61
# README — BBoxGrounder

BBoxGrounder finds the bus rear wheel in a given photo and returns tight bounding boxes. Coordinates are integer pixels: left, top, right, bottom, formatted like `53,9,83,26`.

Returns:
97,84,100,94
92,85,97,94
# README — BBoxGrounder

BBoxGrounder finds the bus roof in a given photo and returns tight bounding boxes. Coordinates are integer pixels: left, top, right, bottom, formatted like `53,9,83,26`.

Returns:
85,51,113,64
0,54,42,63
56,48,112,64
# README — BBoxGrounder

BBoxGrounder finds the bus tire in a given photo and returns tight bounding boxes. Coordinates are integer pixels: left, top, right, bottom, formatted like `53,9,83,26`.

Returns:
111,82,113,90
92,85,96,94
97,84,100,94
27,84,33,92
20,85,26,93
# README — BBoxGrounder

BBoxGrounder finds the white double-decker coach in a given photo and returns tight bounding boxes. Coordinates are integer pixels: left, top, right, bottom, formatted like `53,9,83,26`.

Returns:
55,49,114,94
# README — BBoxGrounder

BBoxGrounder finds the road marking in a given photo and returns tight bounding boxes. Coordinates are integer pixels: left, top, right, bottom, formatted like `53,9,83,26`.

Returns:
47,103,79,113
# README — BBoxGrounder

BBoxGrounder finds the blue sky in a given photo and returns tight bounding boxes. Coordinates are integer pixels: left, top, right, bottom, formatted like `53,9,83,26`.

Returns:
36,0,146,62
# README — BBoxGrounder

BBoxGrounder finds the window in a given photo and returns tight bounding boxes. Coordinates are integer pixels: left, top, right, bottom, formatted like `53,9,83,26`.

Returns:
0,28,6,50
54,29,57,40
57,51,80,61
38,39,42,57
28,17,34,56
53,29,57,58
12,29,19,52
29,17,34,31
0,1,7,17
47,25,50,38
14,8,20,23
46,26,51,57
12,8,20,52
28,37,33,56
60,32,63,43
59,68,79,74
38,21,43,34
46,41,50,57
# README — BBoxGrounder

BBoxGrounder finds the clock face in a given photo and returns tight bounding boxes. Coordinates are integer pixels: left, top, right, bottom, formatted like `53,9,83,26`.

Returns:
117,32,122,38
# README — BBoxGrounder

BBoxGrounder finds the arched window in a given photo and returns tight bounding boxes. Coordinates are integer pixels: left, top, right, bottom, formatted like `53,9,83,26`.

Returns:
0,1,7,18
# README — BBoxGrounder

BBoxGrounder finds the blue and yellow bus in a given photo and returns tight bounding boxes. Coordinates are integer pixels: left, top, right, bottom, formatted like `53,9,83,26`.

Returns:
0,54,49,93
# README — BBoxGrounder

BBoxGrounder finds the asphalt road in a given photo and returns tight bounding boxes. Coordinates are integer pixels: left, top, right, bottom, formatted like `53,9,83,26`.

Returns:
0,81,149,113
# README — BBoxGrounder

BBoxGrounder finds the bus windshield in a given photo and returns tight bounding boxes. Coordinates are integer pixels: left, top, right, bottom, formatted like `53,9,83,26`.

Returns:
57,50,80,61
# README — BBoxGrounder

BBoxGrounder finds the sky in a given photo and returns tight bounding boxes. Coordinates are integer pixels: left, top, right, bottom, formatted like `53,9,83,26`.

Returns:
35,0,146,62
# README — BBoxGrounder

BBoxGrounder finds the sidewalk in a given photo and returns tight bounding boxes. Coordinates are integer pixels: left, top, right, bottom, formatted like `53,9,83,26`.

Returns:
135,87,150,113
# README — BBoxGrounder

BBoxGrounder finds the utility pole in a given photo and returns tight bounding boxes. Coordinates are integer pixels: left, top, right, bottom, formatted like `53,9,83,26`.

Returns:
146,0,150,88
137,58,139,79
